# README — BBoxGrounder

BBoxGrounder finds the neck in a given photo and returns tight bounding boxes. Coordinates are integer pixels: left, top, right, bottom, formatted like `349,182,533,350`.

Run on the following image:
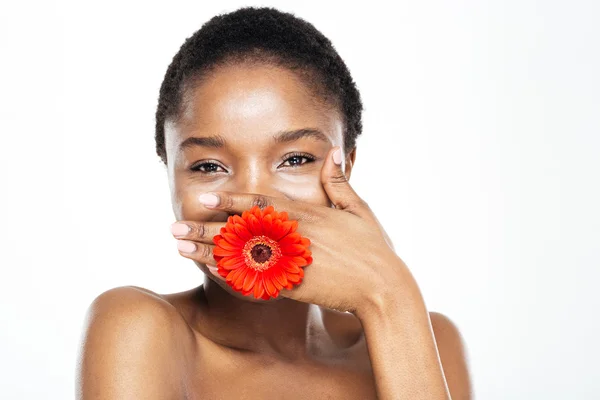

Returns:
196,275,324,361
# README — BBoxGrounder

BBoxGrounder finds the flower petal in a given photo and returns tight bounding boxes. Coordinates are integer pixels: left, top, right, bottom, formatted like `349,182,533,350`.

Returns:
270,270,284,290
262,205,275,218
253,278,265,299
234,268,249,290
279,232,301,246
227,266,246,283
232,214,247,227
261,291,271,300
281,258,301,274
291,256,309,267
262,213,273,237
216,239,239,252
273,268,289,288
251,206,262,218
242,269,258,292
278,211,289,222
269,220,287,241
225,223,236,234
263,270,278,297
222,232,246,247
280,243,307,256
233,223,253,241
275,221,295,239
247,214,263,236
222,256,246,269
214,247,239,257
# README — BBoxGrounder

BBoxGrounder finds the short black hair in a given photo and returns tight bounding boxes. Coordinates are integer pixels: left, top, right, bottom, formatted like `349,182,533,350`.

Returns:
154,6,363,165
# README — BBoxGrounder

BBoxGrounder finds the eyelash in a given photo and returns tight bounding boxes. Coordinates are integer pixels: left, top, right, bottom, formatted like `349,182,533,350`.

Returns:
189,152,316,174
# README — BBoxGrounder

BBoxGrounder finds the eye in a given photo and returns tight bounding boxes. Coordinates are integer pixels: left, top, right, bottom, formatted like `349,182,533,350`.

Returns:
189,161,226,174
280,152,316,168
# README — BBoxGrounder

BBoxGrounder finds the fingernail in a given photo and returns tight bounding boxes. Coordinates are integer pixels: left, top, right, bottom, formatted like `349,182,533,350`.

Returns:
199,192,219,208
206,263,218,272
332,147,342,165
206,264,221,278
177,240,196,253
171,223,190,237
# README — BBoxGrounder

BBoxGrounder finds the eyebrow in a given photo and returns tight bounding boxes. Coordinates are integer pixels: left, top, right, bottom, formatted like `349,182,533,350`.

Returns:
179,128,329,151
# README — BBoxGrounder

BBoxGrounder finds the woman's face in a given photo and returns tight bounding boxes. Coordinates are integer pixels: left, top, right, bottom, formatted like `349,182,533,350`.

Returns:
164,63,355,299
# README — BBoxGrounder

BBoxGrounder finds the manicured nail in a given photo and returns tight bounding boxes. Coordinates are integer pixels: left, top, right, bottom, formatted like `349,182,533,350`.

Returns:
177,240,196,253
171,223,190,237
199,192,219,208
332,147,342,165
206,264,223,279
206,263,218,272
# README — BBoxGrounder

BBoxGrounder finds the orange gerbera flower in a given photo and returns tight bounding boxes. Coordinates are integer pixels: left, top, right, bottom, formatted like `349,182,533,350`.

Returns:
211,205,313,300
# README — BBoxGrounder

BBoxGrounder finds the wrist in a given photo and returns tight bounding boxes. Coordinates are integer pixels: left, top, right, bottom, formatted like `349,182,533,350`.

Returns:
354,258,423,322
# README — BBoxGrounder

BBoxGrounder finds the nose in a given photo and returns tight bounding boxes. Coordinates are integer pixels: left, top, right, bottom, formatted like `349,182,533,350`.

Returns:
233,168,287,201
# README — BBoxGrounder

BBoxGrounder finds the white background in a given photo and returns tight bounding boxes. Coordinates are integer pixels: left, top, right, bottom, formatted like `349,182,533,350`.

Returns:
1,1,599,398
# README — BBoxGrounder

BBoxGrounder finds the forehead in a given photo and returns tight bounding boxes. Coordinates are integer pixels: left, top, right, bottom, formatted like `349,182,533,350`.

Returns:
165,63,343,151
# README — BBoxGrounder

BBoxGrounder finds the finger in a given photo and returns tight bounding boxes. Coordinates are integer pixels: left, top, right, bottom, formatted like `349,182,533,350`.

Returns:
321,146,373,219
170,221,225,244
205,263,227,282
176,240,216,265
197,191,314,221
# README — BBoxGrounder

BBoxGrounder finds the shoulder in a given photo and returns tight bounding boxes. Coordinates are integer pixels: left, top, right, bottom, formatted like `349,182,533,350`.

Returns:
81,285,193,337
76,286,196,399
428,311,473,400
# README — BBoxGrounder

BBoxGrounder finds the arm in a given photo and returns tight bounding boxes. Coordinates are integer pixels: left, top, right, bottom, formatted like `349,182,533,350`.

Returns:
429,311,473,399
355,262,472,400
75,286,192,400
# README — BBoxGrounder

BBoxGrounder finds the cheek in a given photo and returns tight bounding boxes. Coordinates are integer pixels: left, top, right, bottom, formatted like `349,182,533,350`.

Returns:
172,178,229,222
275,174,332,208
170,172,332,220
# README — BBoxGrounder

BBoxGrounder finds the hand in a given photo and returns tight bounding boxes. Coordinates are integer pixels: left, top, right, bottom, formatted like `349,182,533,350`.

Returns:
171,146,406,315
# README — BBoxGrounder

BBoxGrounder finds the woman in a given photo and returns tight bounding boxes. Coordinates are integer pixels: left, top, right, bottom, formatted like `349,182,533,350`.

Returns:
76,6,472,399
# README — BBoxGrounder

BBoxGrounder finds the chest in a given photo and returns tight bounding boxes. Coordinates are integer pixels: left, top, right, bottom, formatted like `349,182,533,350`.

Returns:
183,342,377,399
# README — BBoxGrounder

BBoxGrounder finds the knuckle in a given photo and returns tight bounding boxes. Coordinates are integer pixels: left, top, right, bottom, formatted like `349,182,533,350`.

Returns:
199,244,212,259
329,173,348,185
220,195,234,210
188,223,206,239
251,195,270,210
310,207,328,221
346,199,369,214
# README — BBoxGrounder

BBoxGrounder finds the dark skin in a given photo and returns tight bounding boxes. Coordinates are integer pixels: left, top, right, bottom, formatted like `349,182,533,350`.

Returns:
76,63,472,399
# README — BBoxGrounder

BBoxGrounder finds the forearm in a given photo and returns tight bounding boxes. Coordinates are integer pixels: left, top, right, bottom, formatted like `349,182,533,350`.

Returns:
355,266,451,400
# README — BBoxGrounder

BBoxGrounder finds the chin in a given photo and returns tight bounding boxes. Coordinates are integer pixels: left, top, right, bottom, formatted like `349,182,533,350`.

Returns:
207,273,282,303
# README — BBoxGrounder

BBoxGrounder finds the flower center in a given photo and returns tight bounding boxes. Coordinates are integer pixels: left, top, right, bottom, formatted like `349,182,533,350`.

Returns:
251,244,271,263
242,235,282,272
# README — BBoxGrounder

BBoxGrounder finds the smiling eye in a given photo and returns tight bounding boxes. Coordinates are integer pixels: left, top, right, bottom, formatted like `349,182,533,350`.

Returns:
190,162,226,174
280,153,316,168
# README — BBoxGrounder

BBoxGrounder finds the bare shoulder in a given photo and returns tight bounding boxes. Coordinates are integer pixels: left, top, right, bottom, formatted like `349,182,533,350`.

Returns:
429,311,473,400
76,286,197,400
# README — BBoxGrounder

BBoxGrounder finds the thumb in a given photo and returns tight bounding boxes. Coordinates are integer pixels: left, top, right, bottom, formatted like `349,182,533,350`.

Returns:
321,146,369,218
